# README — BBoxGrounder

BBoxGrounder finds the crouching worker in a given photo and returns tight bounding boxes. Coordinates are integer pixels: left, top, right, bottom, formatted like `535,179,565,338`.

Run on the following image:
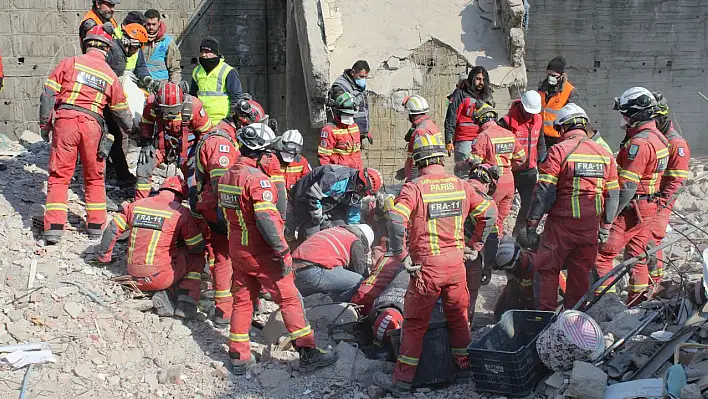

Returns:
292,224,374,302
97,176,205,319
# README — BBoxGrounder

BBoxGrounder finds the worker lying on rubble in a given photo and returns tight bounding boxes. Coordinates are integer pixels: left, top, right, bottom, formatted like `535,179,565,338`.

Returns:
216,123,337,375
97,176,205,319
373,133,497,395
291,224,374,301
135,81,212,200
350,245,404,315
285,165,383,243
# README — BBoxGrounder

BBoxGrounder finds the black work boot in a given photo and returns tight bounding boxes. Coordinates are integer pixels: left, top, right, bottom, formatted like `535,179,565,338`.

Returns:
44,230,63,245
298,347,338,372
152,290,176,317
105,197,122,213
213,309,230,328
175,295,198,319
230,353,255,375
373,371,411,397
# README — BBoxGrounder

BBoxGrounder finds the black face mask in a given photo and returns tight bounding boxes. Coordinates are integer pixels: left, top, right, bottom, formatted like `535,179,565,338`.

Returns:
199,57,220,73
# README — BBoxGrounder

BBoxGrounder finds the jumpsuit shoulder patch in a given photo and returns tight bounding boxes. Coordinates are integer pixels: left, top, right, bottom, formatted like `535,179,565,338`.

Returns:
678,147,686,157
321,131,328,138
219,144,230,153
320,139,328,148
218,156,230,167
199,108,206,117
259,180,271,188
627,144,640,160
262,191,274,202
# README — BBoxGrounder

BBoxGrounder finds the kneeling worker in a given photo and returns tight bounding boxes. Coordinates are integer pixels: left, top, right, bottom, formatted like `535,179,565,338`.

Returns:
292,224,374,301
97,176,205,318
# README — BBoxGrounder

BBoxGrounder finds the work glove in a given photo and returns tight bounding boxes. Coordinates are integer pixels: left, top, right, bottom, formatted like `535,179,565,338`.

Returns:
394,167,406,181
310,207,324,226
40,127,52,143
518,225,540,251
141,76,159,92
275,252,293,278
598,224,612,244
481,265,492,286
401,255,421,276
446,143,454,156
138,144,156,165
365,132,374,145
463,246,479,263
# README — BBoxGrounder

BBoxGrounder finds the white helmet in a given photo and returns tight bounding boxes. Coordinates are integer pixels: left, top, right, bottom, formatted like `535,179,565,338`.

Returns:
237,123,276,151
352,224,375,248
279,129,304,163
520,90,542,114
613,87,656,118
554,103,589,128
402,94,429,115
495,236,520,270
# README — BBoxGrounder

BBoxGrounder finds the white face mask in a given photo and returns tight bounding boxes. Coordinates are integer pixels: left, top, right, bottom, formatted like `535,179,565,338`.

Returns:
340,116,355,125
547,75,558,86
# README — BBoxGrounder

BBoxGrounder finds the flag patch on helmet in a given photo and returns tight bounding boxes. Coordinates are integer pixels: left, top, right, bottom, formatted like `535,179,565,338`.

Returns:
219,144,230,153
259,180,271,188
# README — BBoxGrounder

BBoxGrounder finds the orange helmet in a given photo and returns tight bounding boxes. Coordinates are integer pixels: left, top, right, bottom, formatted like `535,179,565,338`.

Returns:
373,308,403,343
159,176,187,198
358,167,383,196
122,23,148,45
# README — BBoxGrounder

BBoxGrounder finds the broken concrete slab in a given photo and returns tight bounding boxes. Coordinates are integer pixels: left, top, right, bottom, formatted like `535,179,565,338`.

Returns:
261,310,289,345
19,130,44,146
63,302,83,319
601,308,645,337
567,361,607,399
603,379,663,399
681,383,702,399
258,369,291,390
334,341,394,385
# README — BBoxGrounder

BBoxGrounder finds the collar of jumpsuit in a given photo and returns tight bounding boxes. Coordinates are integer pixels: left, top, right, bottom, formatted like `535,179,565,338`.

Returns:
625,119,658,137
559,128,587,142
418,163,445,176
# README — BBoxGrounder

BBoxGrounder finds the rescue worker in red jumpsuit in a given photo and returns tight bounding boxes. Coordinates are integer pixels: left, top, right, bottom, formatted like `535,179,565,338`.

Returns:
498,90,546,236
455,102,526,268
40,25,133,243
373,133,497,396
274,129,312,191
351,251,404,316
97,176,205,318
135,81,212,200
217,124,337,374
525,104,619,311
394,94,444,182
595,87,670,305
647,91,690,286
318,92,363,169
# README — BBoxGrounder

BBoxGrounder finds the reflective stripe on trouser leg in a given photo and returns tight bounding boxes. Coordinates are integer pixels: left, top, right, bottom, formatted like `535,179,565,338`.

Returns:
441,264,471,359
228,261,259,359
77,121,107,227
135,177,152,200
595,214,632,295
177,251,205,302
649,205,671,285
266,265,316,348
45,116,83,233
211,232,233,319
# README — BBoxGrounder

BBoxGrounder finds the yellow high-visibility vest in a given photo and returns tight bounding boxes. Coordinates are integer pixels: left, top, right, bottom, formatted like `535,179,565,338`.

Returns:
192,59,234,124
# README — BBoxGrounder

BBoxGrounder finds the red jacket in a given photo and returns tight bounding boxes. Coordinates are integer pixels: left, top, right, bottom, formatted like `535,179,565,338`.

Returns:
318,122,363,169
217,156,289,258
389,164,498,267
351,253,404,315
661,123,690,203
98,191,205,277
293,226,365,271
140,94,212,164
617,121,669,196
283,155,312,191
468,122,527,185
404,115,443,181
530,129,619,223
500,100,544,170
39,49,132,132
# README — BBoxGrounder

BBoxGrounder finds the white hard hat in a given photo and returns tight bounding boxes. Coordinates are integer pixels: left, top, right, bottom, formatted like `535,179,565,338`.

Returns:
279,129,304,162
520,90,542,114
495,236,520,270
402,94,429,115
554,103,589,127
352,224,375,248
614,87,656,116
237,123,276,151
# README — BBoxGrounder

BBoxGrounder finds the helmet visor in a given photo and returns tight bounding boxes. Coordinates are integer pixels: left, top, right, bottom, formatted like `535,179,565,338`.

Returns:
279,151,295,163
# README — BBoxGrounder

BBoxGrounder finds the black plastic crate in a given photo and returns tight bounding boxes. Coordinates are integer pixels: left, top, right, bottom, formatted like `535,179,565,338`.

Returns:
468,310,554,396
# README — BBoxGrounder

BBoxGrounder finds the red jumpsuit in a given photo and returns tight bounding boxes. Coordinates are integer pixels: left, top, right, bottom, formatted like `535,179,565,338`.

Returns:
468,121,526,236
97,190,205,301
318,121,363,169
282,155,312,191
596,121,669,304
350,253,404,315
528,129,619,310
649,124,689,284
39,49,133,239
136,94,212,199
217,156,316,361
404,115,443,181
388,164,497,384
190,125,241,322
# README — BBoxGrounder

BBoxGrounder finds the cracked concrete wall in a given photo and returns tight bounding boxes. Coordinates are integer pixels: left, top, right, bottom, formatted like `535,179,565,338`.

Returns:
0,0,288,139
525,0,708,152
289,0,529,180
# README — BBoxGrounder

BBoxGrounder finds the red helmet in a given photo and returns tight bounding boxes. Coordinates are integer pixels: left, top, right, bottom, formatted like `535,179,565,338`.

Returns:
156,82,184,120
373,308,403,343
234,98,267,126
159,176,187,198
358,167,383,196
83,24,113,48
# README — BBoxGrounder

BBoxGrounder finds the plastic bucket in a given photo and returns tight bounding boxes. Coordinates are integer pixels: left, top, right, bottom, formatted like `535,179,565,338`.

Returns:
536,310,604,371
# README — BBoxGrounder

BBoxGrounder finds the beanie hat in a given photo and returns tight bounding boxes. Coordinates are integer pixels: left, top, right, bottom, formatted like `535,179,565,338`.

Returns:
200,36,220,55
123,11,145,25
547,56,566,74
